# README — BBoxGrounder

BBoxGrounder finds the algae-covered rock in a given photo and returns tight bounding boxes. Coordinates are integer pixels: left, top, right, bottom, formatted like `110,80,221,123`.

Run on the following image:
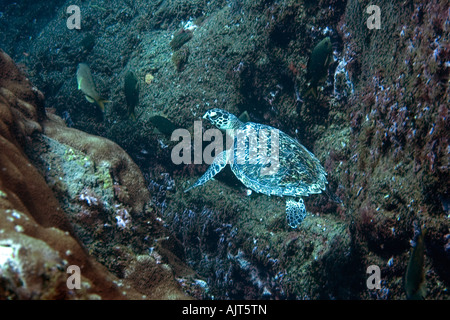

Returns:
161,174,354,299
3,0,449,300
0,219,86,299
0,49,194,300
172,46,190,72
41,114,150,215
0,49,140,299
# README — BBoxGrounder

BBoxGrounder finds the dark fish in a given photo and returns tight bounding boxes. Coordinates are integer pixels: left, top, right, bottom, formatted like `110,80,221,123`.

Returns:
404,226,426,300
124,71,139,120
304,37,333,98
148,115,177,135
62,111,74,127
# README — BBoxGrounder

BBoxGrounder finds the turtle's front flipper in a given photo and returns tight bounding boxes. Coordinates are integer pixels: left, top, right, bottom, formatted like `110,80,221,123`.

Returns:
185,151,228,192
286,198,307,228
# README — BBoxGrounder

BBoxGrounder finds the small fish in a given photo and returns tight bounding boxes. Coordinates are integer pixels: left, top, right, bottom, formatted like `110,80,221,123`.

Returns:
404,226,426,300
76,63,109,112
304,37,333,98
124,71,139,120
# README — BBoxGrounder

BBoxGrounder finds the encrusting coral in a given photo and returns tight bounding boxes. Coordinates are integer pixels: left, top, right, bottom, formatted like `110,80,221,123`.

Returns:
0,49,190,300
0,49,135,299
42,113,150,215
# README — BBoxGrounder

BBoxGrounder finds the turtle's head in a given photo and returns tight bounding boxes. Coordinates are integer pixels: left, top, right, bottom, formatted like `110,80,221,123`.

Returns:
203,108,240,130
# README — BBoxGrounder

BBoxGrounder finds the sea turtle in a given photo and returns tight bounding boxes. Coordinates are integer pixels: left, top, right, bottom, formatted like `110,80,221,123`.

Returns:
185,108,328,228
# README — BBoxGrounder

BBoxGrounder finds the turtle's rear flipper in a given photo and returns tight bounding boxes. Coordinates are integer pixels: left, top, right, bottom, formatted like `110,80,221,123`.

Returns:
185,150,227,192
286,199,307,228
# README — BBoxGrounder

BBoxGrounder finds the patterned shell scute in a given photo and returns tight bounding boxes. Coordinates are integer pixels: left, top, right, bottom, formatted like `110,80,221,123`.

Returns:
230,122,327,197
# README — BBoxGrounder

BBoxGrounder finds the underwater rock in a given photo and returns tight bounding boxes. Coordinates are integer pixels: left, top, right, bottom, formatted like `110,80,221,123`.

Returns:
0,49,191,300
164,178,353,299
0,49,140,299
3,0,448,300
42,114,150,215
172,46,190,72
29,116,193,299
0,49,70,232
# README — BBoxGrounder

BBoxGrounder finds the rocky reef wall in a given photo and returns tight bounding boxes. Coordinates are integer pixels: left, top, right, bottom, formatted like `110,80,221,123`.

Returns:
0,0,448,300
0,49,195,299
0,49,131,299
